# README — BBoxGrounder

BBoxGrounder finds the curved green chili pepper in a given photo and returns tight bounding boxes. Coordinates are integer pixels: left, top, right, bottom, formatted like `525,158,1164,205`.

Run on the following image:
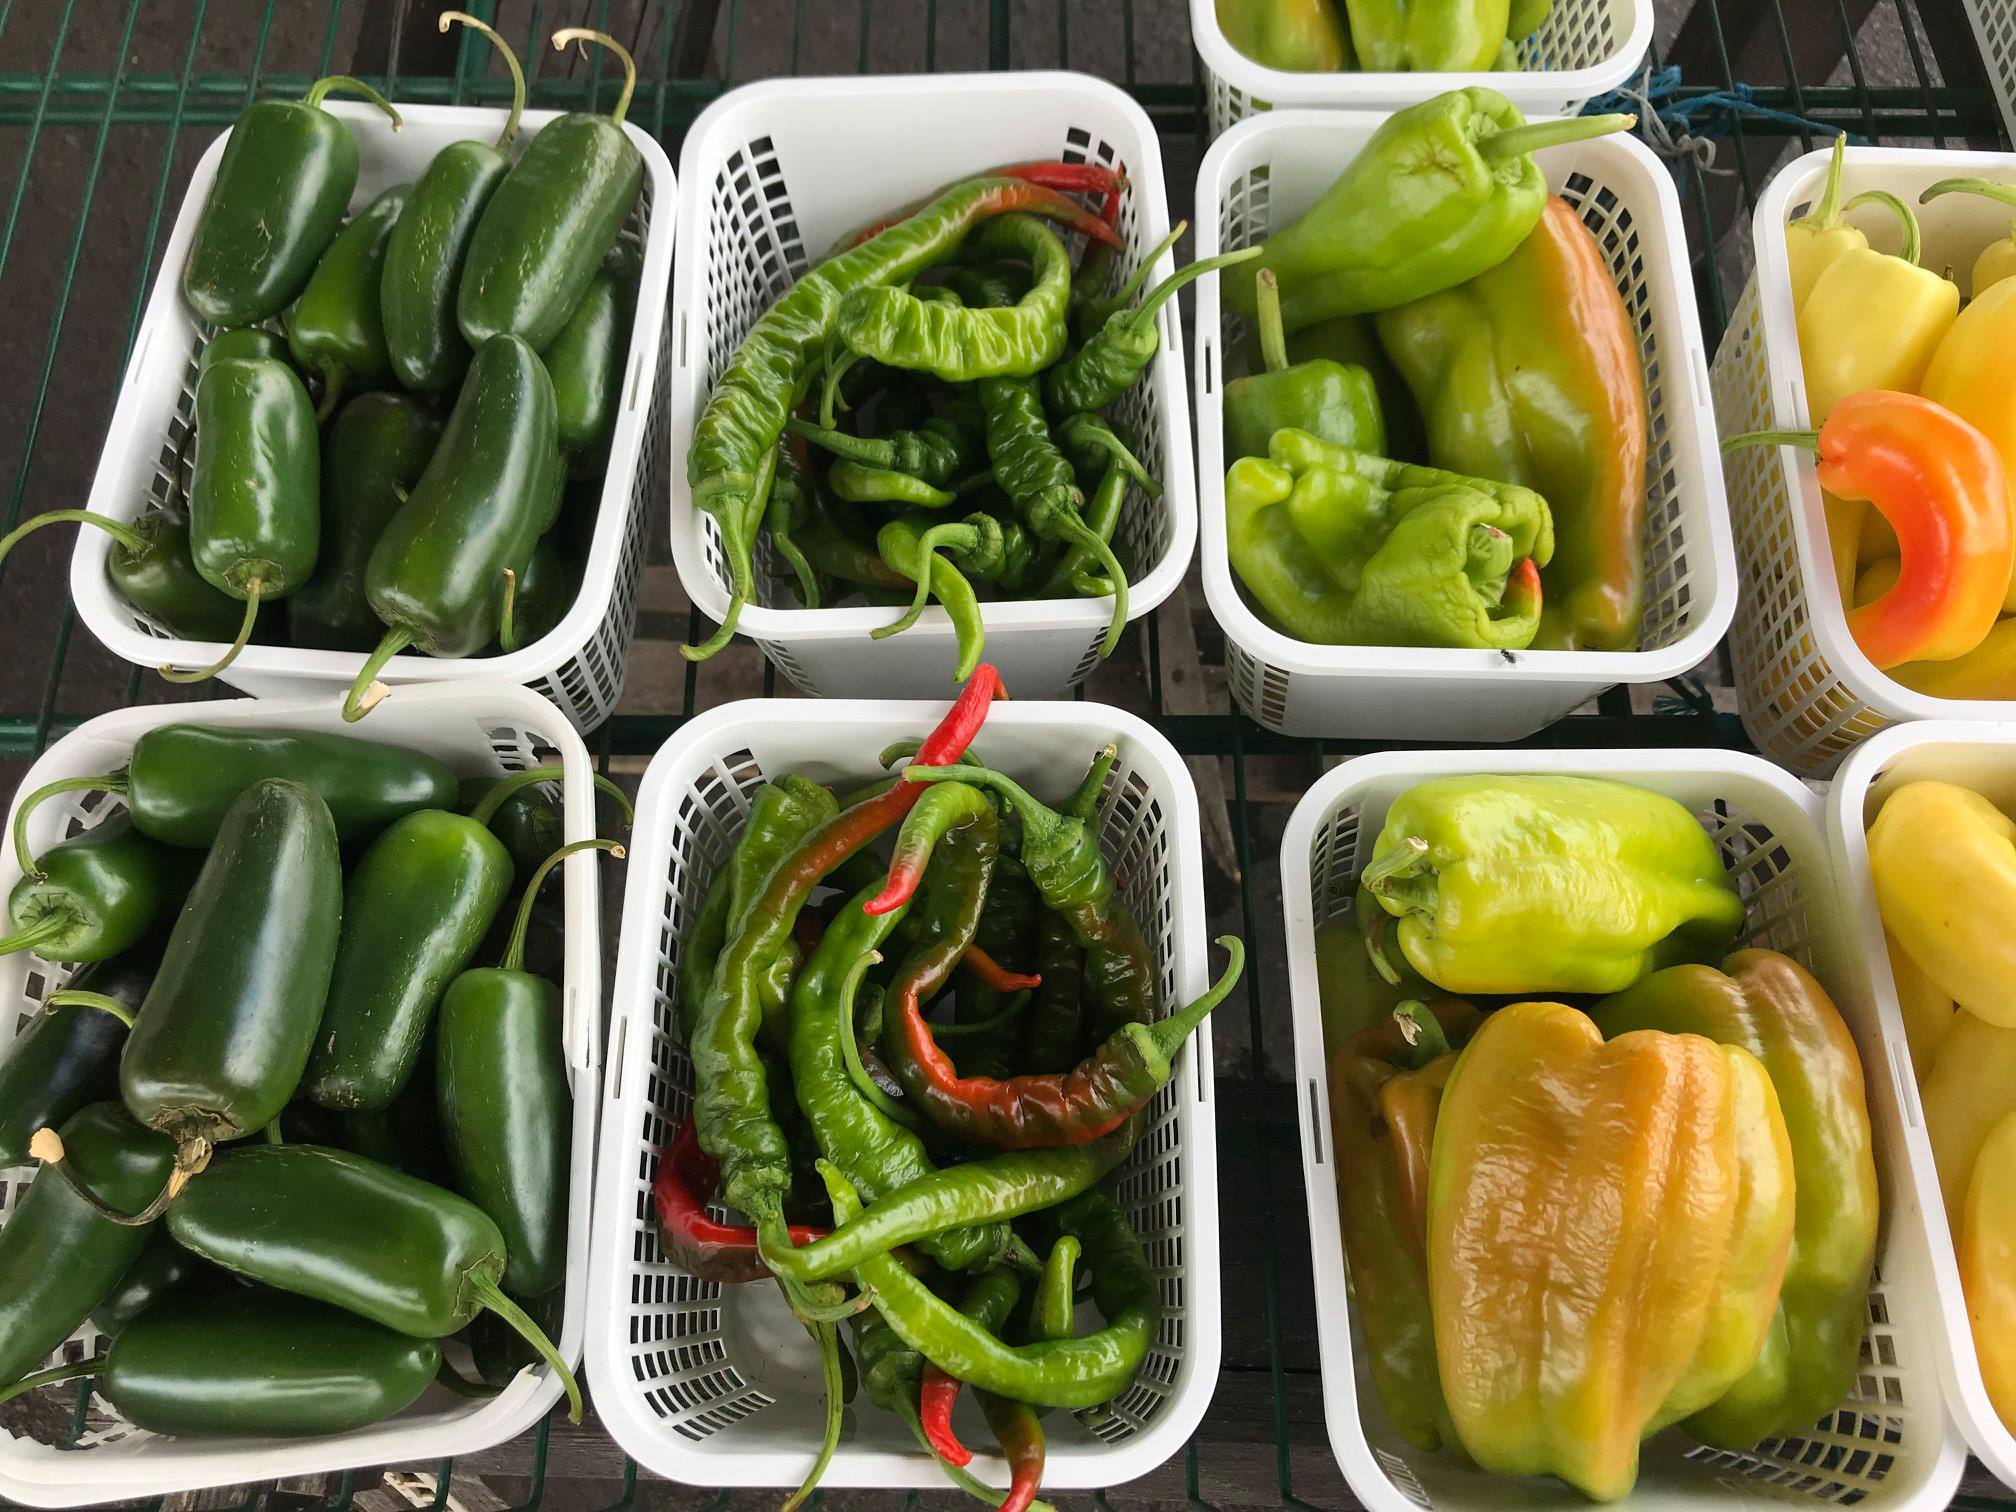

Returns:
874,513,1001,675
788,395,985,488
1033,463,1126,601
286,184,408,421
829,458,962,509
1069,222,1181,344
0,814,185,962
1055,412,1159,499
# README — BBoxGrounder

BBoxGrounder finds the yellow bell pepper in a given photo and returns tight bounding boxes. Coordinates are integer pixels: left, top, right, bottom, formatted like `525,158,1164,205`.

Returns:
1919,276,2016,612
1885,929,1956,1082
1960,1108,2016,1431
1429,1001,1795,1501
1922,1009,2016,1232
1918,178,2016,296
1869,781,2016,1025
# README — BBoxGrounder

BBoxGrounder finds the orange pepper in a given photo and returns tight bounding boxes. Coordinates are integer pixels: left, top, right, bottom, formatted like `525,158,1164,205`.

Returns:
1728,391,2012,669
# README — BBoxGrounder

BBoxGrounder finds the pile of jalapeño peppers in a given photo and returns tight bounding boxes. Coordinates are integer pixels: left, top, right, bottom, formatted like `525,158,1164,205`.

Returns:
0,722,632,1436
655,667,1245,1510
0,16,645,710
682,158,1257,677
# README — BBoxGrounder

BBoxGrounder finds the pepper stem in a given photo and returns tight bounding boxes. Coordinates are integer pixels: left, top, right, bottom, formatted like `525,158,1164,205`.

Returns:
498,567,523,652
1100,223,1187,317
1143,936,1245,1057
780,1320,845,1512
876,523,977,641
45,989,135,1029
551,28,636,126
0,1360,96,1409
838,951,925,1129
902,764,1064,849
29,1125,206,1226
1254,268,1289,375
1057,515,1128,657
1120,245,1263,333
1844,189,1923,266
343,626,416,721
471,1277,582,1422
468,765,564,827
1796,135,1850,233
1921,176,2016,244
1360,834,1430,890
785,418,896,469
1063,744,1117,823
502,838,624,973
1362,909,1405,987
931,988,1031,1039
11,773,127,880
0,913,75,959
1063,419,1159,499
1391,1001,1452,1070
0,510,152,572
1721,426,1823,455
158,581,260,684
262,1119,284,1145
440,11,525,150
302,75,403,131
1477,112,1635,162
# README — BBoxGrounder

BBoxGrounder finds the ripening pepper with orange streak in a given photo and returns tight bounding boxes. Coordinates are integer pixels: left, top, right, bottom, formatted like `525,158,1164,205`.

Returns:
1428,1001,1796,1501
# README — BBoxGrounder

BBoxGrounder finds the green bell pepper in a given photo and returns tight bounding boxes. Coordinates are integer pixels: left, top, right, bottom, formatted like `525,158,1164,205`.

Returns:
1357,774,1746,996
1223,268,1385,461
1224,428,1552,648
1216,0,1353,69
1342,0,1508,71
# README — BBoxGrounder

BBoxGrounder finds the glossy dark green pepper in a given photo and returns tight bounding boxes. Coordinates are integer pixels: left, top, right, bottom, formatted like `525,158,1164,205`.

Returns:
0,507,251,644
182,76,401,327
340,1030,455,1188
201,326,289,373
0,814,185,963
0,1103,176,1391
288,393,442,652
542,253,635,461
347,334,560,717
89,1230,225,1337
383,13,526,394
164,1142,582,1420
457,30,643,351
499,537,575,653
285,184,409,420
1224,268,1386,461
0,935,161,1163
10,723,461,853
120,778,342,1155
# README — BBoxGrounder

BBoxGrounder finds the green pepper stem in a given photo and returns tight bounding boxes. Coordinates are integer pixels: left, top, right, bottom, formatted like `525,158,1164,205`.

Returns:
1721,426,1823,455
1063,744,1117,823
838,952,926,1129
303,75,403,131
0,509,152,572
1254,268,1289,375
1391,1001,1451,1070
11,774,127,880
1797,135,1850,233
262,1118,284,1145
440,11,525,150
312,361,345,425
931,988,1031,1039
1921,176,2016,243
158,581,260,685
1362,909,1405,987
680,593,742,662
1061,418,1159,498
780,1320,844,1512
592,773,635,825
1843,189,1923,266
471,1278,582,1423
877,739,983,771
0,913,75,958
550,28,636,126
343,626,416,721
904,764,1060,848
1057,514,1128,657
876,523,979,642
1100,223,1187,317
1118,244,1262,333
1360,834,1430,891
1477,112,1635,163
45,989,135,1029
786,418,896,469
28,1124,203,1226
1142,936,1244,1058
0,1359,96,1409
469,765,564,827
502,837,624,973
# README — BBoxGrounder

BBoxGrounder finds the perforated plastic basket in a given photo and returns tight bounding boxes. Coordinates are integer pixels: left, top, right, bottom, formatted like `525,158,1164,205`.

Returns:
1191,0,1653,137
1965,2,2016,146
73,102,675,733
0,683,605,1509
1194,112,1734,741
1711,145,2016,777
586,698,1217,1491
1829,719,2016,1491
667,74,1192,699
1279,747,1966,1512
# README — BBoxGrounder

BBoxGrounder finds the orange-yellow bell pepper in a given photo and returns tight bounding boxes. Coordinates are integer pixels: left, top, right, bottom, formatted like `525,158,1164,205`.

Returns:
1730,392,2011,669
1918,275,2016,613
1918,178,2016,296
1960,1109,2016,1431
1869,780,2016,1024
1428,1001,1795,1501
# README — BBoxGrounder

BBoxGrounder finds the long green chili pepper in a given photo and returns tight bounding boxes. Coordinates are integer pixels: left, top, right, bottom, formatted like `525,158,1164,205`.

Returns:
765,472,823,608
1055,412,1159,499
874,514,1002,677
975,376,1128,656
1043,238,1264,416
683,177,1122,661
835,215,1073,382
829,458,961,509
818,1164,1158,1410
1034,463,1126,600
787,395,985,488
1070,223,1182,345
1026,748,1113,1069
1031,1235,1081,1343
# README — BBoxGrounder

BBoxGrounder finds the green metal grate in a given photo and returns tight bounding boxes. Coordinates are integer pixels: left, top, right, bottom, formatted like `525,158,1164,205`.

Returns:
0,1,2008,1506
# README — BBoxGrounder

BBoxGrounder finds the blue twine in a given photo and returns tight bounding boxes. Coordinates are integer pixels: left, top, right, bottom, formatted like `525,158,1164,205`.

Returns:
1581,64,1868,175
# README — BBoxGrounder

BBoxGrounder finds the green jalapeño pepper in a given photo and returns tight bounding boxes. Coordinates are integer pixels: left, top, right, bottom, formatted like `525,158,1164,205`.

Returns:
182,354,320,680
1343,0,1509,71
89,1229,224,1337
459,29,642,352
0,936,161,1163
1357,774,1746,996
164,1142,582,1420
1224,269,1386,461
543,248,636,462
121,779,343,1163
348,334,561,718
2,1292,441,1437
1223,89,1632,328
499,537,576,653
10,723,460,854
0,1103,175,1391
383,12,526,394
286,184,409,421
1224,430,1553,648
182,76,402,327
1,814,185,962
289,393,442,651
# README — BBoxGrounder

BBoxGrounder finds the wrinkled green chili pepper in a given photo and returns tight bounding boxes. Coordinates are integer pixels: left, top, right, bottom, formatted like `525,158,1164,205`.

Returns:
874,512,1003,676
286,183,408,421
790,395,986,488
830,458,963,509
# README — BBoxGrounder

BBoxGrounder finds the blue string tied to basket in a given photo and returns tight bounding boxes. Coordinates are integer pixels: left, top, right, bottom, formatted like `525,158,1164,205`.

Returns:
1581,65,1868,178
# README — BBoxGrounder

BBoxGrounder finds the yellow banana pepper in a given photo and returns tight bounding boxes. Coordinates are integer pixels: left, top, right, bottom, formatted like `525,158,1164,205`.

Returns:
1922,1009,2016,1232
1891,622,2016,700
1919,275,2016,612
1961,1109,2016,1431
1785,137,1870,314
1869,781,2016,1025
1918,178,2016,296
1429,1001,1795,1501
1885,929,1956,1082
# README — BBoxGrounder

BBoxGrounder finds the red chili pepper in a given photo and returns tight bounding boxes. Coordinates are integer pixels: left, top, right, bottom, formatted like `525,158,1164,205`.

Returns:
918,1364,974,1466
979,1390,1046,1512
652,1115,826,1284
989,159,1128,202
963,943,1041,994
836,171,1122,255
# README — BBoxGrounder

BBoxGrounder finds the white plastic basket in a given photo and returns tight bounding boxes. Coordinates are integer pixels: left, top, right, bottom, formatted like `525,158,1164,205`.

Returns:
1191,0,1653,137
1965,2,2016,147
1279,746,1966,1512
668,73,1192,699
1711,145,2016,778
1828,719,2016,1490
586,699,1217,1491
74,102,675,734
0,683,605,1508
1194,112,1734,741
